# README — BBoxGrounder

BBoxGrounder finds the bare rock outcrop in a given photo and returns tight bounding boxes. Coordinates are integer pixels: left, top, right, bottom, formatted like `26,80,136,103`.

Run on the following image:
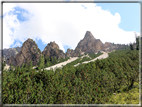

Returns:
8,38,42,66
66,49,78,57
75,31,104,54
0,47,21,62
8,56,17,66
42,41,66,59
104,42,113,48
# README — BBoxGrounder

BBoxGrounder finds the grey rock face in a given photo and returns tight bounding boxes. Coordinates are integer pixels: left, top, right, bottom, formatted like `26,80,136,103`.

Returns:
8,38,42,66
66,49,78,57
42,41,66,60
75,31,104,54
1,47,21,61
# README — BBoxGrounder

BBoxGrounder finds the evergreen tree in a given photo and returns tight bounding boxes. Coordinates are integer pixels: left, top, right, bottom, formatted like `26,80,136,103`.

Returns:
2,61,6,70
130,43,134,50
136,37,139,50
45,61,50,67
10,63,14,71
53,57,57,64
38,55,44,70
25,60,29,69
28,61,33,70
21,63,25,69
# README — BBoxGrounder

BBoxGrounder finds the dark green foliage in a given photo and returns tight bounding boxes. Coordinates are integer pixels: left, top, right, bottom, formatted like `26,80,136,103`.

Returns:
88,52,102,59
3,49,139,104
10,63,14,71
66,53,102,67
130,43,134,50
66,57,81,66
38,55,44,70
28,61,33,70
2,61,6,70
136,37,139,50
44,56,70,68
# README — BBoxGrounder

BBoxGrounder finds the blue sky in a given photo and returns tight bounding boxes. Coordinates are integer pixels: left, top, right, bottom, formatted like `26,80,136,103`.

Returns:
3,3,140,52
96,3,140,33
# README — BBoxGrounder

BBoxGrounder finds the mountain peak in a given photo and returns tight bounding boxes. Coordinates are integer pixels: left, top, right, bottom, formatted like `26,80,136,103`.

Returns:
8,38,42,66
42,41,66,60
84,31,95,40
75,31,103,54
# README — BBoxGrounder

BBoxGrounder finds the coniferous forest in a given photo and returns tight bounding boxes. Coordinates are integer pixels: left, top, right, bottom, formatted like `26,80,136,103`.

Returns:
2,47,140,104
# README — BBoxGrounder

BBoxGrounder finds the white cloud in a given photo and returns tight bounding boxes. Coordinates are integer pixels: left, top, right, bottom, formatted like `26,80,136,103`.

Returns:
3,3,17,14
15,11,20,13
3,12,20,49
3,3,140,52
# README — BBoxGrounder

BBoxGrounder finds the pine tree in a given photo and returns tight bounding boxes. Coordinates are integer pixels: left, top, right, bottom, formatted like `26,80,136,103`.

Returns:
130,43,134,50
28,61,33,70
2,61,6,70
53,57,57,64
45,61,50,67
38,55,44,70
21,63,25,69
25,60,29,69
136,37,139,50
10,63,14,71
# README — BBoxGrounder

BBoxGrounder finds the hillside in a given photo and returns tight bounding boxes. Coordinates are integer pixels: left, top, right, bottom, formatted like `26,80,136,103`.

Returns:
1,31,140,104
2,49,139,104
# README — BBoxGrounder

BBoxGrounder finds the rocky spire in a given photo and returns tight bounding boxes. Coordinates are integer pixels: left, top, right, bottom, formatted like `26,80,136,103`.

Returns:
75,31,104,54
8,38,42,66
42,41,66,60
83,31,96,40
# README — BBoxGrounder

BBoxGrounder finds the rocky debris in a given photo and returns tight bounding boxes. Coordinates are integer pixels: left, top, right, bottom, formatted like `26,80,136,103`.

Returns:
39,57,78,72
8,38,42,66
42,41,66,60
80,54,92,60
74,51,109,67
4,64,10,70
75,31,104,54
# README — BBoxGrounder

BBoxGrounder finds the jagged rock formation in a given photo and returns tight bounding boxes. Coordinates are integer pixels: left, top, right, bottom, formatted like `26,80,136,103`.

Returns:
104,42,113,48
42,41,66,60
3,31,130,67
102,42,113,52
8,38,42,66
0,47,21,62
66,49,78,57
8,56,17,66
75,31,104,54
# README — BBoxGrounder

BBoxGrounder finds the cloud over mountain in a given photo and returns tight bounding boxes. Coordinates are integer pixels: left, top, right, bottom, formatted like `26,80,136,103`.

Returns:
3,3,140,51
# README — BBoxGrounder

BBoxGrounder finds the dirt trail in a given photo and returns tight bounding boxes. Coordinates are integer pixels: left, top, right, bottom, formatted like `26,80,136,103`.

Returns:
43,57,78,71
42,51,109,71
74,51,109,67
1,51,109,73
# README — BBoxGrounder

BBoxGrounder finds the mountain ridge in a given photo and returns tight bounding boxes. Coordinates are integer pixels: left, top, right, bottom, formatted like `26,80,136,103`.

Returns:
1,31,129,66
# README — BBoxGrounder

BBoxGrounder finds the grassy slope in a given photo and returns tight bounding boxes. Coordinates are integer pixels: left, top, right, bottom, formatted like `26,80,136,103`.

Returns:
105,49,140,104
106,82,139,104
